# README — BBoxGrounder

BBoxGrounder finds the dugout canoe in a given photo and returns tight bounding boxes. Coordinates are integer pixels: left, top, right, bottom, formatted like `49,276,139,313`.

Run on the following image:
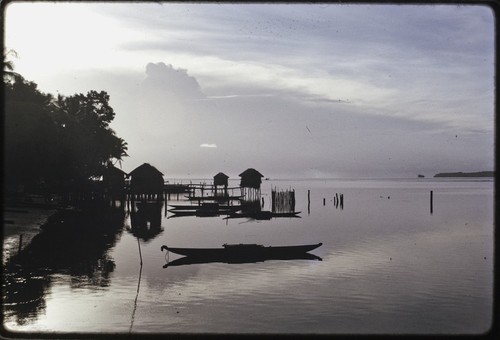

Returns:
160,242,322,258
168,203,241,212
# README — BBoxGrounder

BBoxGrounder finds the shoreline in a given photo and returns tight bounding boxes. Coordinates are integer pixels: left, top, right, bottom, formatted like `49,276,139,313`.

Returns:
2,205,64,265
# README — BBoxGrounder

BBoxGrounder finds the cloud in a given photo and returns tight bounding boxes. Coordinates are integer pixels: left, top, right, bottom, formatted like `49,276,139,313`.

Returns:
206,94,274,99
142,62,206,101
87,58,492,178
7,3,492,178
111,4,494,134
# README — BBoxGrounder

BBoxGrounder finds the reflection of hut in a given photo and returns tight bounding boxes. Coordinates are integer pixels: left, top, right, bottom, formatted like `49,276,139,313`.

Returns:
214,172,229,196
239,168,264,202
128,163,164,201
239,168,264,189
103,165,127,202
129,202,163,242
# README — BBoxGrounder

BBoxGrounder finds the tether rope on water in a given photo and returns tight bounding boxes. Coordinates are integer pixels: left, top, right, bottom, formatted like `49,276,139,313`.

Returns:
163,248,170,264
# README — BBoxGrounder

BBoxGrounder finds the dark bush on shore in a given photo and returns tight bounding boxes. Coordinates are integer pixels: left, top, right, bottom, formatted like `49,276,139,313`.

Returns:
4,56,128,198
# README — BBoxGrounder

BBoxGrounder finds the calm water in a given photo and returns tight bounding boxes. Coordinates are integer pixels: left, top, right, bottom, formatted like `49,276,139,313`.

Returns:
2,178,494,335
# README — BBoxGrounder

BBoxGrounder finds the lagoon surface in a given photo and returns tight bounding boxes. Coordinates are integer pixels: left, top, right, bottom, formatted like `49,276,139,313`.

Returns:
2,178,494,335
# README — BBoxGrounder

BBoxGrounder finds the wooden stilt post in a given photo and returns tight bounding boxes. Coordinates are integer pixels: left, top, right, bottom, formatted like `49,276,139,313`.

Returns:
430,190,433,214
308,190,311,215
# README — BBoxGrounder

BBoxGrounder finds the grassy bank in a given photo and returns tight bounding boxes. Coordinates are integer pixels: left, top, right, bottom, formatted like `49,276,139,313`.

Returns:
2,205,62,265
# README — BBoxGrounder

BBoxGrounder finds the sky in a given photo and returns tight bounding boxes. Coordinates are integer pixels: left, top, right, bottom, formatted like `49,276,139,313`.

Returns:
3,2,495,179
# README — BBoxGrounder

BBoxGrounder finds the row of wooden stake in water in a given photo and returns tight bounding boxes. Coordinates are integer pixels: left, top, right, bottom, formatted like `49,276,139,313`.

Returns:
323,193,344,209
271,188,296,213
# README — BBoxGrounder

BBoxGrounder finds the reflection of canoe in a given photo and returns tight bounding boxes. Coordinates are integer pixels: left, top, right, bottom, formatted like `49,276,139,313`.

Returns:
167,210,221,217
163,252,322,268
168,203,241,212
224,211,301,220
161,242,322,258
168,204,201,210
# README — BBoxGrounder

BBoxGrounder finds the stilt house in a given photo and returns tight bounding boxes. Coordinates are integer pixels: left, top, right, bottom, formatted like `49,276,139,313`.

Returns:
214,172,229,187
214,172,229,196
128,163,164,196
102,165,127,199
239,168,264,189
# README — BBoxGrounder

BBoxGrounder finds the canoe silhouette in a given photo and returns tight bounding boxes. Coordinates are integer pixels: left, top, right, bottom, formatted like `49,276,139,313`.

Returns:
168,203,241,212
161,242,322,258
168,202,242,218
161,243,323,268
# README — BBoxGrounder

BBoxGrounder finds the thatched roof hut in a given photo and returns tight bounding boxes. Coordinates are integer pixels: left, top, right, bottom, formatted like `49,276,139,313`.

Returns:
103,165,127,195
213,172,229,187
128,163,164,195
239,168,264,189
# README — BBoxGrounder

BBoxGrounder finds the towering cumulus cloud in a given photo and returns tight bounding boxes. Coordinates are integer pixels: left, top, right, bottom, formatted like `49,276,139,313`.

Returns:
131,61,224,175
136,61,208,134
142,62,205,101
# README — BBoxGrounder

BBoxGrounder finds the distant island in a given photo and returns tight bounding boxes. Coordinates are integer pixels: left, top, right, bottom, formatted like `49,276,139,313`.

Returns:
434,171,494,178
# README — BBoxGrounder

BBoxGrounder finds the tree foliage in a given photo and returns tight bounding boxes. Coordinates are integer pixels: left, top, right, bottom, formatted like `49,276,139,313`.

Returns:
4,65,128,195
3,49,21,82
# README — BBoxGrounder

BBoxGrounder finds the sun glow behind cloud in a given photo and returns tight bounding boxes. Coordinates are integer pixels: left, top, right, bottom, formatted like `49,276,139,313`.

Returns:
4,3,145,75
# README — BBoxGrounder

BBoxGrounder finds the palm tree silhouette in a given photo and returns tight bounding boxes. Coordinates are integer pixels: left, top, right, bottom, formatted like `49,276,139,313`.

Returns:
3,49,21,81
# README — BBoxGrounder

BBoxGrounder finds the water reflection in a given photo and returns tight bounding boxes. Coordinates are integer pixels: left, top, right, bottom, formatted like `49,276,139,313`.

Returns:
128,201,163,242
3,206,125,325
166,190,302,220
167,202,240,219
162,243,323,268
2,267,49,326
3,179,493,334
164,252,322,268
225,200,301,220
